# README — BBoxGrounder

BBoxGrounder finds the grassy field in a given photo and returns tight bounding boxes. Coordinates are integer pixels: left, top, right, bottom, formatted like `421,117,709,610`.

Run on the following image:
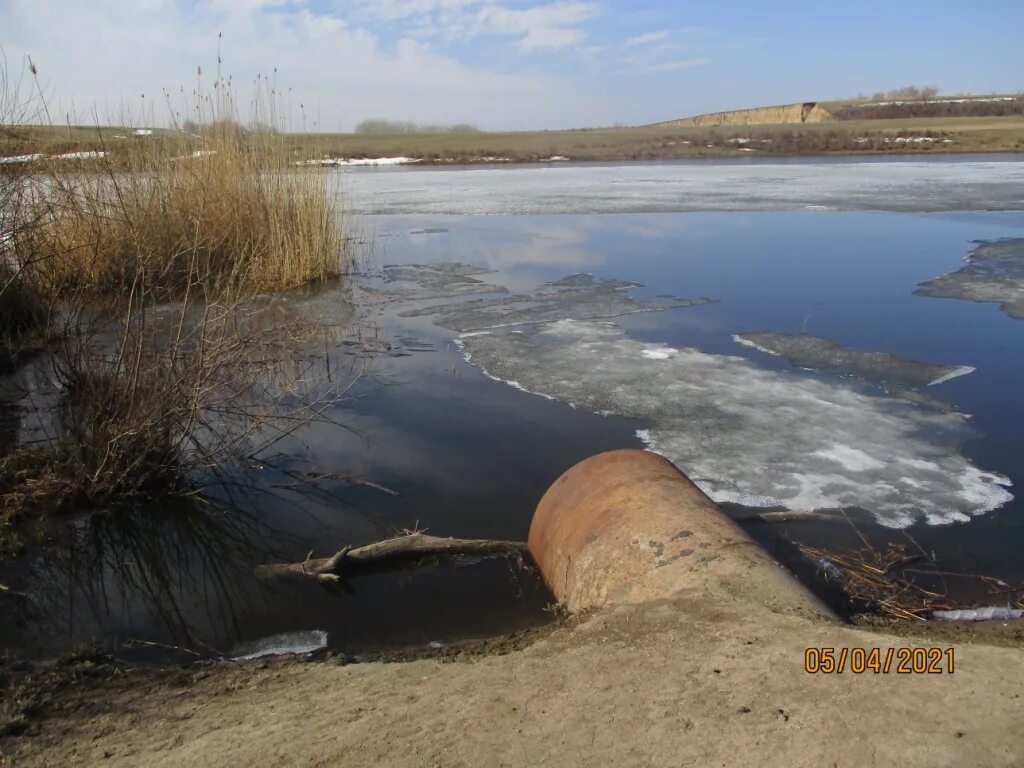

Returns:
4,115,1022,166
301,115,1024,161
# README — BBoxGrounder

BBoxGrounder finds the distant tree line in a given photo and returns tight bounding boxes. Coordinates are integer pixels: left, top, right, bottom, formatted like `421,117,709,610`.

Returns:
834,93,1024,121
353,119,480,135
869,85,941,101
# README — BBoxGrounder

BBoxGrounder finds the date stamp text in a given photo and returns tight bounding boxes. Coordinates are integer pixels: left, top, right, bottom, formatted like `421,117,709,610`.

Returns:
804,647,955,674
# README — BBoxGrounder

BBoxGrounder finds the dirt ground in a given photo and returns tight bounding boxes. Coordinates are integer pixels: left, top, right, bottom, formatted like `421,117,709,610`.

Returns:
3,592,1022,768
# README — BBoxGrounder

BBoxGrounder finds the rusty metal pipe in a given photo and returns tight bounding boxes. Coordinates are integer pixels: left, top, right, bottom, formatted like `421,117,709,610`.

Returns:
528,449,834,618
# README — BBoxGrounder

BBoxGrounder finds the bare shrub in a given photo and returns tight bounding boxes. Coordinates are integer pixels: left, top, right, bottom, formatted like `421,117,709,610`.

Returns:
3,290,353,521
870,85,940,101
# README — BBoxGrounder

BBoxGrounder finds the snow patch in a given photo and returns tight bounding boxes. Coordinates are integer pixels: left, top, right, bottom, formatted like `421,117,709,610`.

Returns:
53,150,106,160
2,151,108,163
0,153,43,164
813,444,886,472
640,348,678,360
860,96,1017,108
231,630,328,661
295,156,422,167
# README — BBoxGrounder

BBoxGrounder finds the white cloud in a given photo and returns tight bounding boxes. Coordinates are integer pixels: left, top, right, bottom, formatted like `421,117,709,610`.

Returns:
384,0,603,50
0,0,716,129
519,26,587,50
358,0,482,23
1,0,590,130
614,27,715,76
623,30,668,48
475,1,601,33
638,58,710,73
210,0,303,13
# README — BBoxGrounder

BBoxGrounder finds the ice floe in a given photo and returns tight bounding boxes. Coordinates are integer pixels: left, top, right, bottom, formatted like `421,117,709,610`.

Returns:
459,320,1013,527
640,348,678,360
916,238,1024,320
928,366,977,386
231,629,328,660
396,272,709,332
361,263,508,301
732,332,974,388
339,159,1024,215
364,266,706,332
933,607,1024,621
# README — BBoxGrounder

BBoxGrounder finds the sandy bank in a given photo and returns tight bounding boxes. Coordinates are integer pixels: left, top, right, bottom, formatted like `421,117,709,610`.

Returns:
4,591,1022,767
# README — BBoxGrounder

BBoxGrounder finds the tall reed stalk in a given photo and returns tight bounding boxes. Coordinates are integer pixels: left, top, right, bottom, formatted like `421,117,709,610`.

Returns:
0,58,357,546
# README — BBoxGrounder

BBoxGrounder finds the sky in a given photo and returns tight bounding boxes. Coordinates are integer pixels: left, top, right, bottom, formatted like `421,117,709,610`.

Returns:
1,0,1022,131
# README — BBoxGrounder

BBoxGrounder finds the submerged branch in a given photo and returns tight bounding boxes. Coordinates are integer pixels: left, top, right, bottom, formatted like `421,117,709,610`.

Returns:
255,533,527,582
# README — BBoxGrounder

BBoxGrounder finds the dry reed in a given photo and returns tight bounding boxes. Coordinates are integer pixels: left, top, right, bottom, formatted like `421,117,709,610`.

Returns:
797,538,1023,621
21,128,343,301
0,58,359,546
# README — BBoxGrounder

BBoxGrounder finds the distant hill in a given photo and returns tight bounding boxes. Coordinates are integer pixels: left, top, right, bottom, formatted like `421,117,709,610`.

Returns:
650,102,834,128
650,94,1024,128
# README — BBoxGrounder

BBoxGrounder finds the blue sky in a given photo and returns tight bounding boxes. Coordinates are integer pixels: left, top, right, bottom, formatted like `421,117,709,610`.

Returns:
2,0,1022,130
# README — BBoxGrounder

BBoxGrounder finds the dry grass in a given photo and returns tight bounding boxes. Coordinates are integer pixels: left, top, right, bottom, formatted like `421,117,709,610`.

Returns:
0,62,357,551
796,538,1023,621
278,115,1024,163
5,114,1022,169
19,127,343,301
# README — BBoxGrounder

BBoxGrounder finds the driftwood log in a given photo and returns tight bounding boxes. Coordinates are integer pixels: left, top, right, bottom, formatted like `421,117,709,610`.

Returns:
254,511,829,584
255,533,527,582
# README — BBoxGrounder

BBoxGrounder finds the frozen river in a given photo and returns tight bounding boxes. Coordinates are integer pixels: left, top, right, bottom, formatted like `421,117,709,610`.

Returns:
339,155,1024,215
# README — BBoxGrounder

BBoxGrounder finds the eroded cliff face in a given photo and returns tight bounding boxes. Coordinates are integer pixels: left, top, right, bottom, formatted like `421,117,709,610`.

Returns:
652,102,834,127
